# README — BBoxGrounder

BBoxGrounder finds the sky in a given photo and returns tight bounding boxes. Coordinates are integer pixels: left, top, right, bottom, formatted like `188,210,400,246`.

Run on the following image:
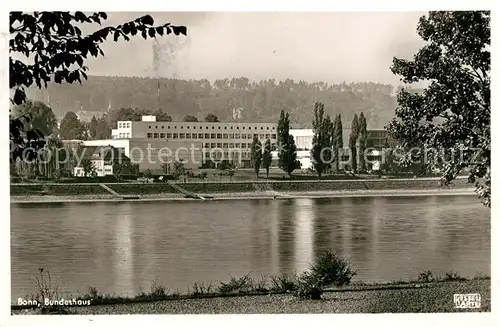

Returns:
84,12,427,85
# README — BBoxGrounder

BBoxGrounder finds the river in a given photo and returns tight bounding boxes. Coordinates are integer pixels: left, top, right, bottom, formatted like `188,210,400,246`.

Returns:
10,195,490,300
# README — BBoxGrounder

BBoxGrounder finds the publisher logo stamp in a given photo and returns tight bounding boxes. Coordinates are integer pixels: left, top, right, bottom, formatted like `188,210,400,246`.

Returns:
454,293,481,309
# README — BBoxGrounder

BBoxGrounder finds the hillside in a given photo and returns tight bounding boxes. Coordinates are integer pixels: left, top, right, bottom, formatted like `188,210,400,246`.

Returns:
25,76,399,129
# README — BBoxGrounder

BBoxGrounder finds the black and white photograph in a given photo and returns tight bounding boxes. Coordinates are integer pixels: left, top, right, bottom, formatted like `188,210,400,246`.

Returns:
2,2,495,322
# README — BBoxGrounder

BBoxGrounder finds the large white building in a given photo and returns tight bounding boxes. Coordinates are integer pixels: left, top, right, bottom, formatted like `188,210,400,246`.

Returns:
80,115,387,173
110,115,279,169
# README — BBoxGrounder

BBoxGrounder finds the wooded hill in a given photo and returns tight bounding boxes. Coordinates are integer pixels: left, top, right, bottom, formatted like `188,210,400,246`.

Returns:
26,76,400,128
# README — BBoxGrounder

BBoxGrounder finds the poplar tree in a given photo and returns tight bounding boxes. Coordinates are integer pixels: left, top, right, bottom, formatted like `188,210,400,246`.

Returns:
348,114,359,172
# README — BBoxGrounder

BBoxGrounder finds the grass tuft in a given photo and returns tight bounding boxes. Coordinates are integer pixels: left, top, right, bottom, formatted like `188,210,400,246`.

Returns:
217,274,254,294
34,268,61,305
250,275,270,293
191,282,214,297
270,275,297,293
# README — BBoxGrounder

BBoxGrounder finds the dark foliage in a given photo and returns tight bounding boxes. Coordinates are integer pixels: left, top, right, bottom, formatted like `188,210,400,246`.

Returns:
262,139,273,178
250,135,262,177
387,11,490,206
204,113,220,122
311,102,333,177
278,110,299,177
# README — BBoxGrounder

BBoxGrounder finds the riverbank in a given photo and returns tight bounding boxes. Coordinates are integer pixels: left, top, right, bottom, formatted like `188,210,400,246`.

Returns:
11,177,471,196
10,187,477,204
12,279,490,314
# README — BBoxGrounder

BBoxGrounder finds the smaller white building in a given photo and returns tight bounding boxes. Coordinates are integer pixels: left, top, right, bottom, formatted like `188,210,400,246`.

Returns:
73,146,130,177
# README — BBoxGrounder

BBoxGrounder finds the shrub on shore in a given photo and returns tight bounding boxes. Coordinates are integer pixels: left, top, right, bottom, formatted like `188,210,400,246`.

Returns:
293,271,324,300
417,270,435,283
443,271,467,282
310,250,356,287
292,250,356,300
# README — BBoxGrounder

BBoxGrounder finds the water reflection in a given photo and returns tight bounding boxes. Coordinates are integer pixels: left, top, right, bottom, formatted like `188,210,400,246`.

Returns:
277,199,296,276
10,195,490,299
294,198,314,274
112,206,133,295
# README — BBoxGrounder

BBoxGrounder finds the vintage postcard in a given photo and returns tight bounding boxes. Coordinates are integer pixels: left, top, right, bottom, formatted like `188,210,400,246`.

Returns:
2,3,495,326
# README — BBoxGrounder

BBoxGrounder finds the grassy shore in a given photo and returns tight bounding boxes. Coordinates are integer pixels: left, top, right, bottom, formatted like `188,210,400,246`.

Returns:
12,259,490,315
12,278,490,314
10,188,477,204
10,177,474,203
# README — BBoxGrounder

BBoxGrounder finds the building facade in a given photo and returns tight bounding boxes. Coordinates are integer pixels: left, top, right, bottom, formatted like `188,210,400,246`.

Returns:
73,146,131,177
104,116,388,172
111,116,279,168
82,139,203,174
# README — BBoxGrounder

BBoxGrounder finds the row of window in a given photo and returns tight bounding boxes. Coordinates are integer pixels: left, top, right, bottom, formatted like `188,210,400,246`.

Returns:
118,123,131,128
145,125,276,131
368,131,388,138
118,133,131,138
204,152,255,159
201,143,277,150
146,133,277,140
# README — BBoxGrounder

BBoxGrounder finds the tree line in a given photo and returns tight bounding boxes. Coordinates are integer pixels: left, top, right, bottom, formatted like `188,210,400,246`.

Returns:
27,77,398,129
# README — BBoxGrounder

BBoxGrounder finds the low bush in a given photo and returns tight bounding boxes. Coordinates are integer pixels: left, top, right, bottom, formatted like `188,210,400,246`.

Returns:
269,275,297,293
292,250,356,300
310,249,356,287
217,275,254,294
293,271,323,300
443,271,467,281
149,278,169,297
472,272,490,280
417,270,436,283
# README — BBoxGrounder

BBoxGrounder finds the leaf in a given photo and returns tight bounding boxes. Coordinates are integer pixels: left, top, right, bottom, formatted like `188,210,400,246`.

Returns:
141,30,147,39
97,28,109,40
75,12,87,22
13,89,26,105
114,30,120,42
148,28,155,38
75,55,83,67
89,47,98,57
172,26,187,36
122,23,130,35
141,15,154,26
130,23,137,35
156,26,164,36
26,129,39,141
